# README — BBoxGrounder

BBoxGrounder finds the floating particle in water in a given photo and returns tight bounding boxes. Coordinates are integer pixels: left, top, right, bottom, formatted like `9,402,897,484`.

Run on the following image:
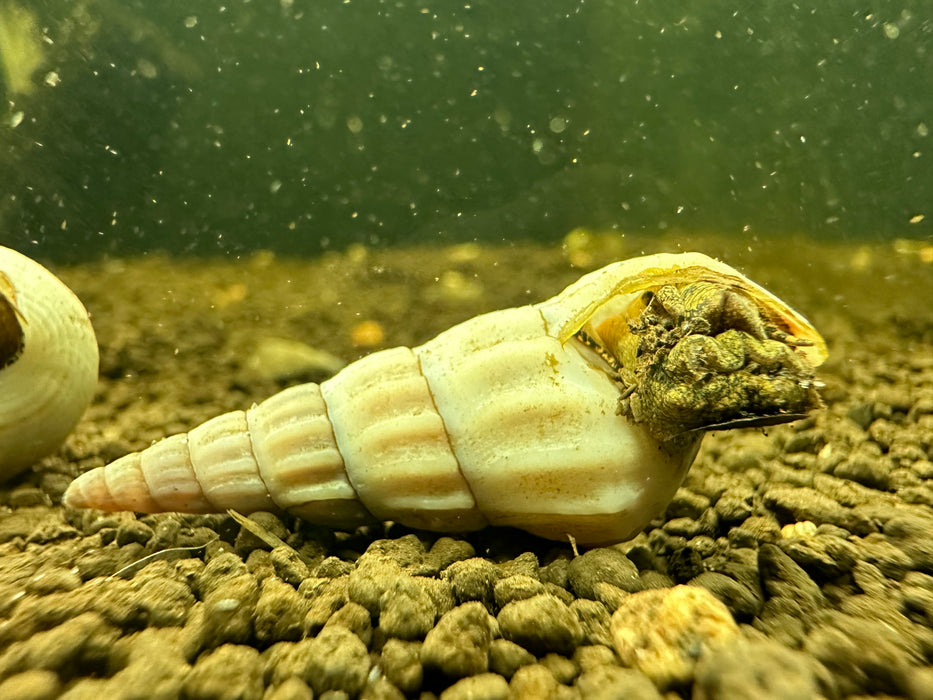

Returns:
351,320,385,348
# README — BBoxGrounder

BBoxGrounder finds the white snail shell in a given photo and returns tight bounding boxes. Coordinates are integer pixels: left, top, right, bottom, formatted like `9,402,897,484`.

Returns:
0,246,99,480
64,252,826,545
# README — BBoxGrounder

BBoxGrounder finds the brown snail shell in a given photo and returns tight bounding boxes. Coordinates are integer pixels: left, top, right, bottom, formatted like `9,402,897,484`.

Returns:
64,252,825,545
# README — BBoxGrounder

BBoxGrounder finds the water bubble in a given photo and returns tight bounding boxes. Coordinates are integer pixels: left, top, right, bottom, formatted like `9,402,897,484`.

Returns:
549,116,568,134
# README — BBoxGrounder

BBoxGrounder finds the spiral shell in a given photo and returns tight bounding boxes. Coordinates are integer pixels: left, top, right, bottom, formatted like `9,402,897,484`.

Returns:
0,246,99,480
64,252,826,544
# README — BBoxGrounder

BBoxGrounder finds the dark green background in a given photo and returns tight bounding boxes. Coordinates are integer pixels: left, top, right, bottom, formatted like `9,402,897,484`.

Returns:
1,1,930,259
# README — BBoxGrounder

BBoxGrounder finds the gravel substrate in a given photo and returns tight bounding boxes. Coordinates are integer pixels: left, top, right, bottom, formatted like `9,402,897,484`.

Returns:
0,233,931,699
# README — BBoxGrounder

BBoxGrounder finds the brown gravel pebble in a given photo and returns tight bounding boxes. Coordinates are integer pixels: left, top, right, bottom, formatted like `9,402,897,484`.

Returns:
758,544,826,618
325,601,373,647
572,644,617,673
265,677,313,700
539,652,577,685
24,567,82,596
498,593,584,656
423,538,476,574
246,549,275,581
0,612,116,679
365,535,427,568
363,676,406,700
508,664,561,698
233,513,289,556
0,669,61,700
104,626,190,700
497,551,540,579
303,624,371,696
487,638,535,679
421,601,497,678
184,644,264,700
197,563,260,648
569,598,613,646
313,557,354,579
270,546,311,585
347,555,405,617
575,665,663,700
687,571,762,620
693,636,834,699
762,485,877,535
438,672,509,700
379,639,423,694
115,519,154,547
377,575,437,640
567,547,640,598
254,576,309,643
611,585,740,688
443,558,501,610
814,604,933,692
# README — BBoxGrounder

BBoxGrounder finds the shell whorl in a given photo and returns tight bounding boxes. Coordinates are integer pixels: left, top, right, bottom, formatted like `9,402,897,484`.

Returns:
0,246,99,479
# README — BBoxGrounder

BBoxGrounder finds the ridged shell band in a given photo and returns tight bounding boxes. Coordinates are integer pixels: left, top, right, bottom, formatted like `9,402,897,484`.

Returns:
247,383,372,527
142,434,212,512
321,346,486,532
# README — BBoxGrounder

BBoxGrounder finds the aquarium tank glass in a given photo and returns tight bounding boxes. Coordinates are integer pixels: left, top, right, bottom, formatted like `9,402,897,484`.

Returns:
1,1,930,258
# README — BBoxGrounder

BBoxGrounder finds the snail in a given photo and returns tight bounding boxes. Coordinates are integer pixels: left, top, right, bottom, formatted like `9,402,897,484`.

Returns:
64,252,826,545
0,246,99,481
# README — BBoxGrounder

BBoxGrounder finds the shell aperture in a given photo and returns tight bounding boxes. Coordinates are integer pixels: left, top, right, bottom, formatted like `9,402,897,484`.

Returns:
582,277,824,444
